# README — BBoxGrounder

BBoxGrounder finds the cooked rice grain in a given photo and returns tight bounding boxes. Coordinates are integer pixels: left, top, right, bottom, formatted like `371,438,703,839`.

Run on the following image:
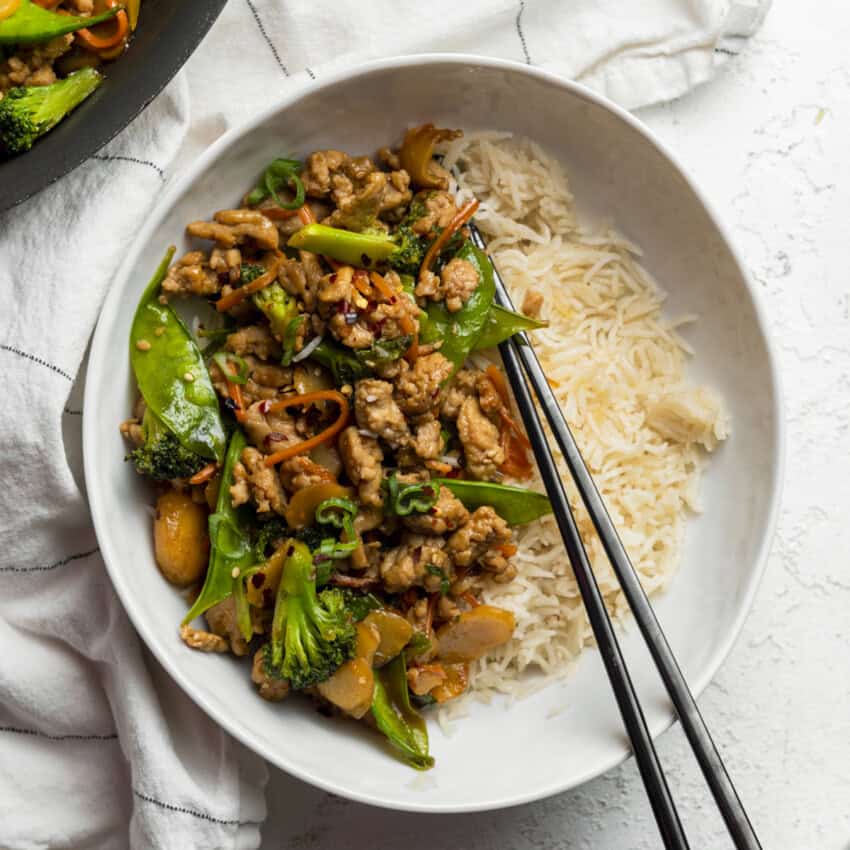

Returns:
442,133,728,704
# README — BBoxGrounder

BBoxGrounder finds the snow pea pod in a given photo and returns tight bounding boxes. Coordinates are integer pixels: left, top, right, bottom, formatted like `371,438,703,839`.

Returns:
0,0,122,46
130,248,226,463
418,241,495,371
434,479,551,525
371,654,433,770
473,304,547,351
182,429,255,626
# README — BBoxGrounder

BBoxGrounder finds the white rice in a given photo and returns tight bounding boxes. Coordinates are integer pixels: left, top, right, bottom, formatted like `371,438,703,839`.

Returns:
440,133,729,708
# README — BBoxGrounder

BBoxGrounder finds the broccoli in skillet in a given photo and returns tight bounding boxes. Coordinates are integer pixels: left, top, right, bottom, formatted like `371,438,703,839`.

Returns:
266,540,357,690
128,408,208,482
0,68,102,155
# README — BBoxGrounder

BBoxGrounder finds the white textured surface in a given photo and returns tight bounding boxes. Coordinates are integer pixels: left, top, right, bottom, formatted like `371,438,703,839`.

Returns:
259,3,850,848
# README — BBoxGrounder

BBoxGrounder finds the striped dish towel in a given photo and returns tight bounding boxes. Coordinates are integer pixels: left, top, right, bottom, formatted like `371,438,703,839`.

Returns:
0,1,769,848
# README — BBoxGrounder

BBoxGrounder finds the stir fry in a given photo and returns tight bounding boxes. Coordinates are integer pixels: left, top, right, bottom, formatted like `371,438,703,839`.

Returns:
0,0,140,154
121,125,552,768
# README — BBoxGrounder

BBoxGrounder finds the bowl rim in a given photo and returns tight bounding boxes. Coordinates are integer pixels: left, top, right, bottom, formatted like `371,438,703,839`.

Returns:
83,52,786,814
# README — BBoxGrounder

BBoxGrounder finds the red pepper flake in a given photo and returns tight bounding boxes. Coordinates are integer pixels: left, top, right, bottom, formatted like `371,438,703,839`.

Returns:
286,544,294,557
258,400,272,415
251,573,265,588
264,431,288,448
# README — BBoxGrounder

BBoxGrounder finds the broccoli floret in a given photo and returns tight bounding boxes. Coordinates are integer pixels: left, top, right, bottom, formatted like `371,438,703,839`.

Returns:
128,408,208,481
268,540,357,690
254,518,289,561
252,282,298,340
240,263,266,285
0,68,102,155
387,222,427,276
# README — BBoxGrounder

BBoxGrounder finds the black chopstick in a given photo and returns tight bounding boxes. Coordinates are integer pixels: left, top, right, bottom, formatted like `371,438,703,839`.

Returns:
489,275,689,849
469,223,761,850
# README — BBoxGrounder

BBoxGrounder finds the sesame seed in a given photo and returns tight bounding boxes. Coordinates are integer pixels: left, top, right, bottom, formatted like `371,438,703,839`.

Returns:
135,339,151,351
230,567,240,579
341,384,353,396
154,326,166,337
183,371,195,382
365,394,377,403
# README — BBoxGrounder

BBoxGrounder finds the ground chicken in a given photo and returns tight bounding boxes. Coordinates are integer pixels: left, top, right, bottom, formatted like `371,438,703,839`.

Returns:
278,254,322,311
441,369,479,420
440,258,479,312
205,598,250,657
476,372,503,418
180,625,229,653
209,248,242,285
338,427,384,507
0,35,72,92
446,506,512,568
279,456,335,493
411,418,443,460
230,447,287,515
329,313,375,349
457,395,504,480
379,534,453,593
394,352,453,419
303,150,411,228
240,401,300,454
252,649,290,702
161,251,221,297
225,324,281,361
415,257,479,313
354,379,410,448
366,271,421,341
410,190,457,235
522,288,545,318
403,485,469,536
317,264,356,306
187,209,279,251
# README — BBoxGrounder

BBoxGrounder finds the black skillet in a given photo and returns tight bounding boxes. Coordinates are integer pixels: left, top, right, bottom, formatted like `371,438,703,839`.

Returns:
0,0,228,213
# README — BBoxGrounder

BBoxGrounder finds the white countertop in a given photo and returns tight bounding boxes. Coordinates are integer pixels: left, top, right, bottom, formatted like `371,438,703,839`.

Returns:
261,4,850,847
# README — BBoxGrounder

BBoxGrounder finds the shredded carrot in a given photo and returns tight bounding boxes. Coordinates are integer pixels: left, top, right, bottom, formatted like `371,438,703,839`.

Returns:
368,270,397,302
76,0,129,50
369,271,420,361
404,331,420,363
485,365,533,479
263,391,350,467
216,255,280,312
188,463,218,486
498,543,518,558
297,205,315,225
353,271,372,298
418,198,480,282
462,592,481,609
228,381,246,422
485,365,511,407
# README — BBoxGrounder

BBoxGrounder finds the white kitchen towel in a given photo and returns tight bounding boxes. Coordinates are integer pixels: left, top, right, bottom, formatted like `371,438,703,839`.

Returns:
0,1,769,848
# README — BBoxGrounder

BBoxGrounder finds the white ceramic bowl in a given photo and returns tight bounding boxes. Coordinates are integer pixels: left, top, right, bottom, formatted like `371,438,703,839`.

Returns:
84,55,783,813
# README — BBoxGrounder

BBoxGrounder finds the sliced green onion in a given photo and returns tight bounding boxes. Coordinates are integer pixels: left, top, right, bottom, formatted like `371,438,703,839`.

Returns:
280,315,305,367
213,351,249,384
384,474,440,517
315,497,358,529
